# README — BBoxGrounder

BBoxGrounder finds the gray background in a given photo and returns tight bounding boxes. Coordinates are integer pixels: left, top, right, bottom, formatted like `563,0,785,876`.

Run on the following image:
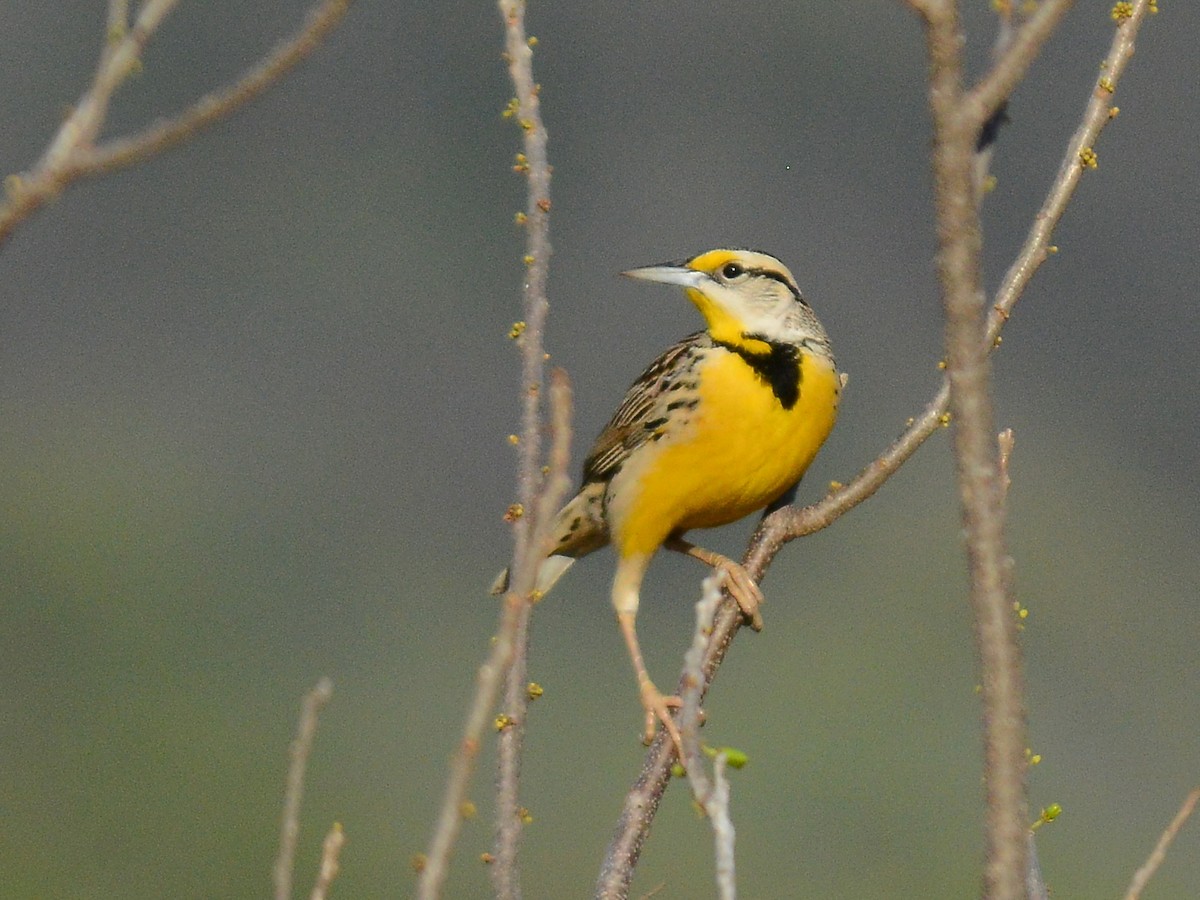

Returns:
2,2,1198,897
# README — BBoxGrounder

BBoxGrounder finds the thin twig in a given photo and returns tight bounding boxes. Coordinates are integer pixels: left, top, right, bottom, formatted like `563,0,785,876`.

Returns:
274,678,334,900
491,3,555,897
310,822,346,900
680,576,737,900
988,0,1154,335
418,3,555,896
709,754,736,900
1123,788,1200,900
416,594,525,899
497,0,554,578
598,3,1158,892
0,0,353,247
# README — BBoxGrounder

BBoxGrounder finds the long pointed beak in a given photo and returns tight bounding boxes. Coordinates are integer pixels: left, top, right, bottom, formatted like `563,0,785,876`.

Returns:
620,263,706,288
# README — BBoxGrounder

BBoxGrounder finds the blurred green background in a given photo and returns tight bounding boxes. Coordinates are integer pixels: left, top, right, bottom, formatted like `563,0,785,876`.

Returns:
2,2,1198,897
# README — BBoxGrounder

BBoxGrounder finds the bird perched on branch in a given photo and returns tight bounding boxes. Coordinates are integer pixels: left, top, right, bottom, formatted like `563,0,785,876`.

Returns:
497,248,841,754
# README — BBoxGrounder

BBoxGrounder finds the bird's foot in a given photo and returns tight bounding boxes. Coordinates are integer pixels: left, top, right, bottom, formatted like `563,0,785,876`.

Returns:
665,537,766,631
639,677,684,756
713,558,765,632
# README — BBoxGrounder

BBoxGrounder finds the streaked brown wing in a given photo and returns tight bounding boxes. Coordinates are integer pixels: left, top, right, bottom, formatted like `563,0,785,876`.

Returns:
581,332,707,483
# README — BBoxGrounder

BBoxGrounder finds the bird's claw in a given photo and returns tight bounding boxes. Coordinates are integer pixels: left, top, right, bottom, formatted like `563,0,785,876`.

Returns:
639,678,685,756
715,560,765,631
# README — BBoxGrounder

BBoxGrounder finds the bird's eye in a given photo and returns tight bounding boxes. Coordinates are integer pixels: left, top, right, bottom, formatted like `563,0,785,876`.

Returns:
720,262,745,280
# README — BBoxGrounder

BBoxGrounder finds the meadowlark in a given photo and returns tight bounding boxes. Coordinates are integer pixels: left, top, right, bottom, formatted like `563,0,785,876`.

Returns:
499,248,840,753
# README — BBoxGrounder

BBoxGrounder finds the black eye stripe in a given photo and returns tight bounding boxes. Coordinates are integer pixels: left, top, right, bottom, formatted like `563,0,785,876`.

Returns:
718,265,803,302
746,267,790,287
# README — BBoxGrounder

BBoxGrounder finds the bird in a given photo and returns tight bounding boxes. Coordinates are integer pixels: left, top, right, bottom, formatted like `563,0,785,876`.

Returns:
497,248,841,754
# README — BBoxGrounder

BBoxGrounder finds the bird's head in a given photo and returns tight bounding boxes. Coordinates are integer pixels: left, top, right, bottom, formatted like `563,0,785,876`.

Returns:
622,248,830,354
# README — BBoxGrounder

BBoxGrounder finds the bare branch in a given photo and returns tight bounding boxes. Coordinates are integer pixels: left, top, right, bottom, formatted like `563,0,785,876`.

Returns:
274,678,334,900
896,0,1033,892
679,576,737,900
1123,788,1200,900
0,0,353,247
309,822,346,900
420,2,557,896
496,0,554,577
24,0,180,177
75,0,353,176
490,3,556,896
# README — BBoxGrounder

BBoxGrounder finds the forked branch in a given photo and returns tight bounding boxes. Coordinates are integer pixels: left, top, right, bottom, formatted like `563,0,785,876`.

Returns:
274,678,335,900
0,0,353,247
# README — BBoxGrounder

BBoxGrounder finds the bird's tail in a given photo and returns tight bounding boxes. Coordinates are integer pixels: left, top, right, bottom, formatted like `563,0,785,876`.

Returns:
488,482,608,599
489,554,577,598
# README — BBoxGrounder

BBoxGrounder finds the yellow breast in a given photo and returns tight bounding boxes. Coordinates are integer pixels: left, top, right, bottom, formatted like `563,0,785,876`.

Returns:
609,348,840,557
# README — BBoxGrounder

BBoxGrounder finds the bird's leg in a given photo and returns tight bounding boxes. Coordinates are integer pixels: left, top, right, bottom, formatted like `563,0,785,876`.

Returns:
665,536,765,631
616,610,683,756
612,552,684,756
